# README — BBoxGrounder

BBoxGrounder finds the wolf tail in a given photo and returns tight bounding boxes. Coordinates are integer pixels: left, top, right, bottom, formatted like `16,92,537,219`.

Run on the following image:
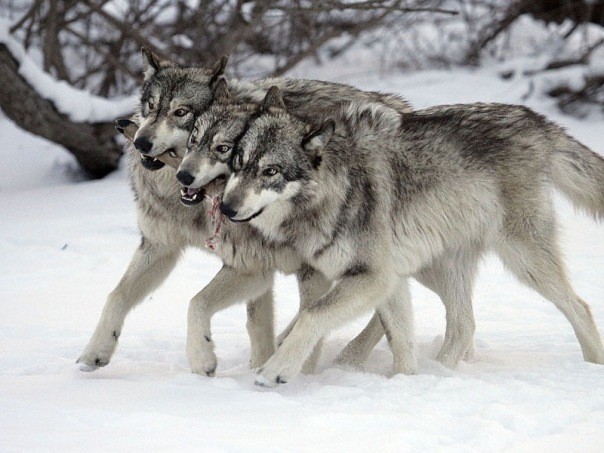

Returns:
550,129,604,221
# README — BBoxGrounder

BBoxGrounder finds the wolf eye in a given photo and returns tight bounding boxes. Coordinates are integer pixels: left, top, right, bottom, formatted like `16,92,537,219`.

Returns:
215,144,230,154
174,108,189,117
148,100,155,110
262,166,279,177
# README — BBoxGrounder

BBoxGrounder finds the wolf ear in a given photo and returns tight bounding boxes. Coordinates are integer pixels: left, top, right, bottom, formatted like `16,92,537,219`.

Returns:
115,118,139,142
141,48,174,81
209,55,229,87
261,86,286,113
303,119,335,168
188,123,200,148
213,77,231,103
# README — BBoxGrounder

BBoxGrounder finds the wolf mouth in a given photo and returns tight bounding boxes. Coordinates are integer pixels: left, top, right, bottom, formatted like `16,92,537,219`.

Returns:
180,174,227,206
139,147,179,171
140,154,165,171
229,208,264,223
180,186,205,205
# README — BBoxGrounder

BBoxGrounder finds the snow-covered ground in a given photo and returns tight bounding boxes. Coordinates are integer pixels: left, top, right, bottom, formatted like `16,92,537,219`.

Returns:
1,66,603,452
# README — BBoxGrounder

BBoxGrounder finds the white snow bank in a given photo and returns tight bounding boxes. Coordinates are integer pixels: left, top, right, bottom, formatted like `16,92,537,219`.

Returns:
0,19,137,123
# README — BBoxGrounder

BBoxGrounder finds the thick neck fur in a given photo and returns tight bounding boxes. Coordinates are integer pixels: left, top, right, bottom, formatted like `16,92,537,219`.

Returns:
252,101,403,263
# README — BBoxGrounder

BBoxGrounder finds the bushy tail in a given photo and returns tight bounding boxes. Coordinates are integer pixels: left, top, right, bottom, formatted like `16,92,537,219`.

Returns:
550,131,604,221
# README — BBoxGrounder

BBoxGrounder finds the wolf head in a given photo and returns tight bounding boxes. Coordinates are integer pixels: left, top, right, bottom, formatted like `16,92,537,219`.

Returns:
133,48,228,159
221,86,335,225
175,78,258,205
115,117,183,170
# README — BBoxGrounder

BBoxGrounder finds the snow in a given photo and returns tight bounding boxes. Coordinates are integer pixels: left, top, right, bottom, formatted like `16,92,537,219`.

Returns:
0,19,137,123
1,66,604,452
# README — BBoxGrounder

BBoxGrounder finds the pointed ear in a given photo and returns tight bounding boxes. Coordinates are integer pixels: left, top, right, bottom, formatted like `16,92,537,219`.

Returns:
115,118,139,141
213,77,231,103
141,48,174,80
209,55,229,87
303,119,335,168
261,86,286,113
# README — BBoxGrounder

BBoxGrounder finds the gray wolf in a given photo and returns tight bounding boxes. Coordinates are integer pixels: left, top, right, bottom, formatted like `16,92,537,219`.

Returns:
80,116,334,375
220,88,604,386
176,79,421,376
77,50,415,375
178,79,488,370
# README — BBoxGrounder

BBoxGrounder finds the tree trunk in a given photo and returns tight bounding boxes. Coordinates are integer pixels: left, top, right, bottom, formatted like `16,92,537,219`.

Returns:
0,42,124,179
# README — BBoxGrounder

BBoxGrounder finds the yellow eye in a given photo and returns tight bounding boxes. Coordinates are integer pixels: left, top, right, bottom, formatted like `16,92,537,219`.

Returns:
215,144,230,154
148,100,155,110
174,108,189,117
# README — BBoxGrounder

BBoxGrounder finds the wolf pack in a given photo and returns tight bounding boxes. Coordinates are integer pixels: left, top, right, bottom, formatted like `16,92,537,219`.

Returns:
77,49,604,387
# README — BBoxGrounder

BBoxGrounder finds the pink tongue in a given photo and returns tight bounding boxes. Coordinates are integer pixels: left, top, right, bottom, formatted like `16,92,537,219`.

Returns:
187,187,199,196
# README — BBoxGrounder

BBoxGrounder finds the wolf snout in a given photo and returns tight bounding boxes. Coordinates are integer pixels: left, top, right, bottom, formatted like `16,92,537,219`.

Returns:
219,202,238,219
134,136,153,154
176,170,195,186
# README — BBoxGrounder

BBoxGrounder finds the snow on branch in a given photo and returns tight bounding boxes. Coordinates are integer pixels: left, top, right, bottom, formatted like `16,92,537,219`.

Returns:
0,18,136,123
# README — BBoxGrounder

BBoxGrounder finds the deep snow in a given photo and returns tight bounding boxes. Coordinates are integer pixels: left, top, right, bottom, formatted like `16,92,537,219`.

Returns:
1,66,603,452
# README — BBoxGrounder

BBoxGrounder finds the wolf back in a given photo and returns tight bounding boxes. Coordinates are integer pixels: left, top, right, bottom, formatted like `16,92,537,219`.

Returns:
221,96,604,385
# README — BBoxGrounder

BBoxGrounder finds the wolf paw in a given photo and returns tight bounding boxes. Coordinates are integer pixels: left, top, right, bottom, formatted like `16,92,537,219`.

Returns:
254,374,279,388
77,332,119,371
254,359,298,387
189,359,218,377
187,343,218,377
76,354,111,372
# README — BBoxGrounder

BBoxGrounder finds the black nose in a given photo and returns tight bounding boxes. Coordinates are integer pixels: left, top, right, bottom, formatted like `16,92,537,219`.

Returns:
134,137,153,154
220,202,238,219
176,170,195,186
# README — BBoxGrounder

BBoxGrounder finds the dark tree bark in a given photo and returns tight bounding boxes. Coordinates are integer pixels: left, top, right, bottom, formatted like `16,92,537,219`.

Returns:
0,42,124,179
528,0,604,26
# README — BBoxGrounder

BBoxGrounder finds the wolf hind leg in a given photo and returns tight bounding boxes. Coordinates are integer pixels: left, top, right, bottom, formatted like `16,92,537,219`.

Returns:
338,245,482,370
334,313,384,368
77,239,182,371
495,222,604,364
415,245,482,368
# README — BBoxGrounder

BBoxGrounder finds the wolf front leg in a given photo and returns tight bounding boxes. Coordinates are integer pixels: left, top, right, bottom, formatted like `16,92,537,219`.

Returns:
256,270,395,386
187,265,274,376
247,290,275,369
278,266,333,374
375,279,417,375
77,238,182,371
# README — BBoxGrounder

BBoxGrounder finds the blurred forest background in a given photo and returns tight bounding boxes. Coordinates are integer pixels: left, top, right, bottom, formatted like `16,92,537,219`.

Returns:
0,0,603,178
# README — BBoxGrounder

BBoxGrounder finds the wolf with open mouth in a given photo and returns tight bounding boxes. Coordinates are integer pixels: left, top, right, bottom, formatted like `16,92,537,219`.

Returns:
77,49,417,377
